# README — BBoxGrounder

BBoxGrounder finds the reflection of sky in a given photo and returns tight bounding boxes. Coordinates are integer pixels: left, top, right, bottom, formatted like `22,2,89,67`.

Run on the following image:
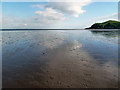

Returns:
2,30,118,65
2,30,66,66
2,31,65,50
63,30,118,64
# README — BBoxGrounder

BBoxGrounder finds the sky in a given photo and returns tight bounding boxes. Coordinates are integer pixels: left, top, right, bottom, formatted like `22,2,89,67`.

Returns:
0,0,118,29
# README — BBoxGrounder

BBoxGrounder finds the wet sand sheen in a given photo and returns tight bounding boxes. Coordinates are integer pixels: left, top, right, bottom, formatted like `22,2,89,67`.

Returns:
2,30,118,88
37,44,118,88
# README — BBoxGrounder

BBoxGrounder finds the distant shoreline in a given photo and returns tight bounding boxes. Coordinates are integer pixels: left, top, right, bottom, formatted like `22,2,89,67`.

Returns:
0,29,119,31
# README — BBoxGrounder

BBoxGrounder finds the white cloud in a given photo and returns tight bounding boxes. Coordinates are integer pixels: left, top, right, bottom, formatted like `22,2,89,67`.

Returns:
33,0,92,17
2,1,92,29
35,8,66,21
2,8,66,29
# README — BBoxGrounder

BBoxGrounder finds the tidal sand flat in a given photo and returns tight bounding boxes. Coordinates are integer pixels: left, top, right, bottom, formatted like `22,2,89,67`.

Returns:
2,30,118,88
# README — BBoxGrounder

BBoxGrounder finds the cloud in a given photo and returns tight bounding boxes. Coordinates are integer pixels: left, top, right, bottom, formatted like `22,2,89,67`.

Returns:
35,8,66,21
33,0,92,17
2,1,92,29
32,4,46,9
2,8,66,29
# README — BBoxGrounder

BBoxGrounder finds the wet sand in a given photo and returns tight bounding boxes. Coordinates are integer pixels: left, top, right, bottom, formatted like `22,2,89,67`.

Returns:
35,43,118,88
2,30,118,88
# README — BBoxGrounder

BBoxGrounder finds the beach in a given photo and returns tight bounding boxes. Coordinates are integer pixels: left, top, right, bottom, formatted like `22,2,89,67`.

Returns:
2,30,118,88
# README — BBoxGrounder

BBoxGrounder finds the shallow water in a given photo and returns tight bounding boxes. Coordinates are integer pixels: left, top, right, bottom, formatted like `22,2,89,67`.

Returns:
1,29,118,88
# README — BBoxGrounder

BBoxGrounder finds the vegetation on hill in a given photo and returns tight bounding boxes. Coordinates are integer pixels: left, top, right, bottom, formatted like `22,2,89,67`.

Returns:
86,20,120,29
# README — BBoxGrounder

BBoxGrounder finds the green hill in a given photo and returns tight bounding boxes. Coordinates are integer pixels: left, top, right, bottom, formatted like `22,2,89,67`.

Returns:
86,20,120,29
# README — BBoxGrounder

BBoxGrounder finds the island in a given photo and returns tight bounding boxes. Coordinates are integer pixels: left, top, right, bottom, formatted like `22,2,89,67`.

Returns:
86,20,120,29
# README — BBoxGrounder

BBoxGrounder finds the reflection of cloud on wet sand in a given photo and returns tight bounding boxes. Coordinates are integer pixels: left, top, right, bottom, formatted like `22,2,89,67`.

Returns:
2,31,118,88
69,40,82,50
29,31,65,49
38,37,64,49
38,39,118,88
2,31,65,49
